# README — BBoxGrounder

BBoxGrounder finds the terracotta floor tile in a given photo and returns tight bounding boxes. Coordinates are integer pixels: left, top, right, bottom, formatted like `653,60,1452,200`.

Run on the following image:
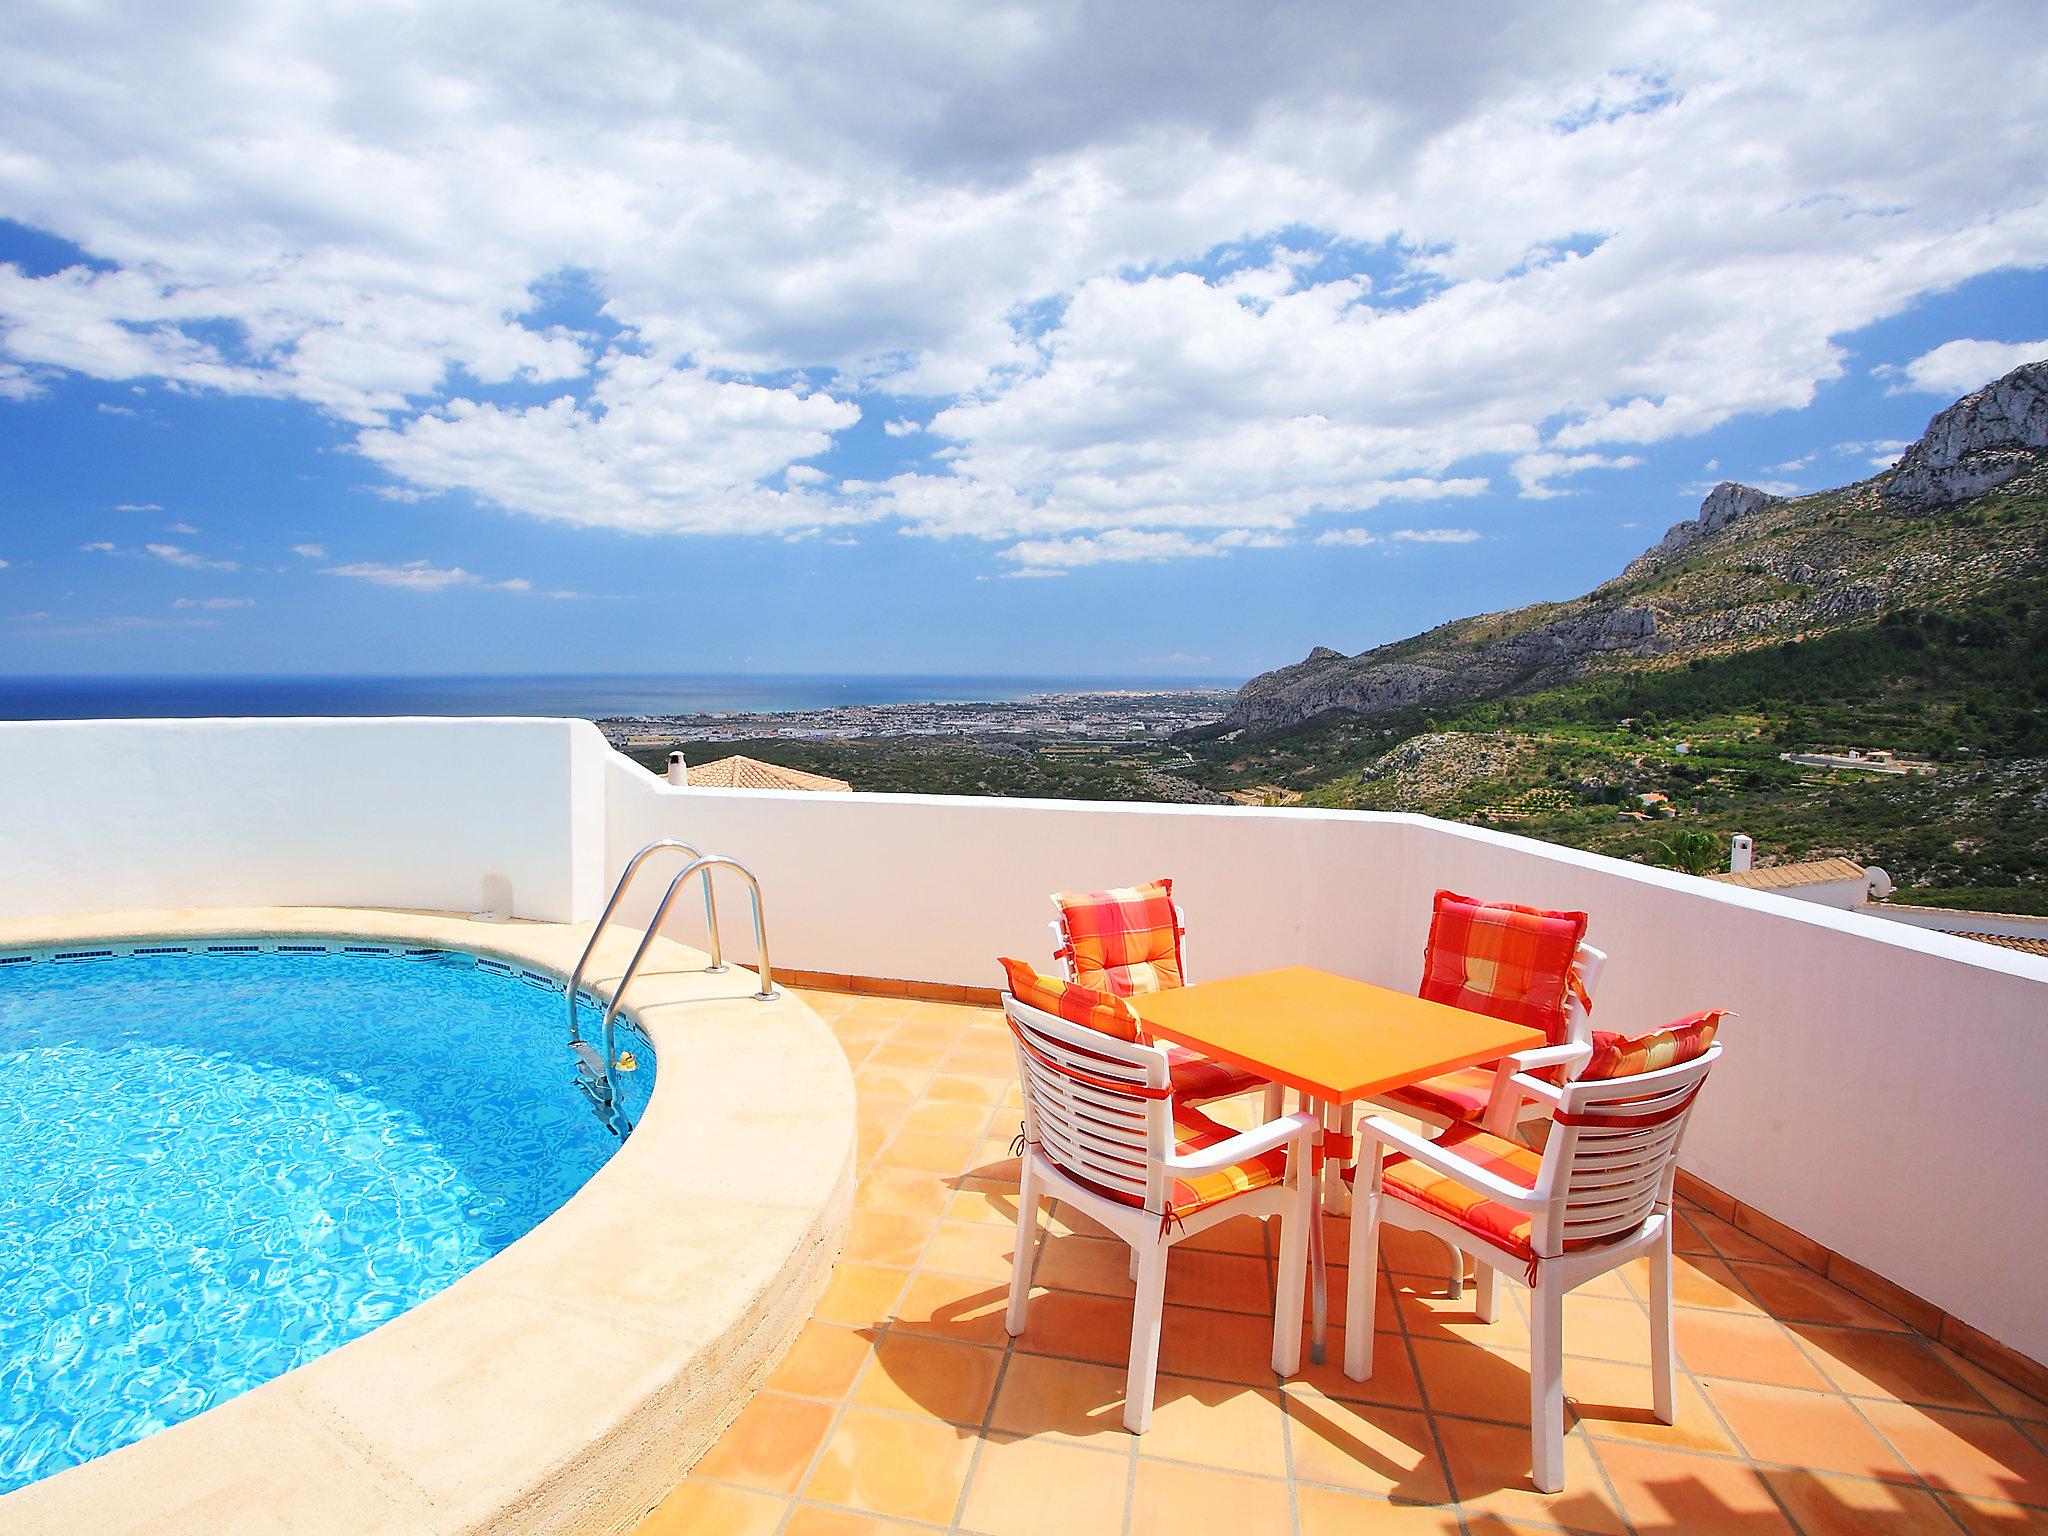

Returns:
920,1219,1020,1282
874,1130,981,1175
1860,1400,2048,1503
1034,1234,1138,1299
1732,1261,1911,1331
1671,1210,1717,1256
1675,1308,1834,1390
766,1322,874,1401
1409,1336,1531,1426
987,1352,1132,1445
1128,1458,1290,1536
900,1097,996,1137
1665,1253,1770,1313
814,1261,910,1328
1690,1211,1801,1265
1294,1486,1469,1535
1178,1212,1271,1256
1793,1323,1996,1411
1563,1359,1742,1457
852,1164,953,1219
967,1139,1022,1182
958,1433,1130,1536
1700,1379,1915,1482
1951,1356,2048,1425
1561,1294,1655,1365
1761,1468,1962,1534
1138,1375,1289,1477
1015,1286,1136,1367
842,1208,940,1268
944,1186,1022,1227
868,1041,943,1071
1284,1389,1450,1501
1944,1492,2048,1535
1161,1246,1272,1316
853,1092,914,1134
691,1391,837,1494
891,1271,1013,1349
1593,1438,1797,1535
802,1408,977,1525
636,1479,788,1536
1286,1324,1426,1408
1436,1418,1628,1532
924,1072,1007,1106
851,1333,1003,1426
782,1505,930,1536
1155,1304,1284,1385
852,1063,932,1099
1395,1283,1531,1350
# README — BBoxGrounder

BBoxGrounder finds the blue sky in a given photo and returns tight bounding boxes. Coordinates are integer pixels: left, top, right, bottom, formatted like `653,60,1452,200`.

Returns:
1,4,2043,680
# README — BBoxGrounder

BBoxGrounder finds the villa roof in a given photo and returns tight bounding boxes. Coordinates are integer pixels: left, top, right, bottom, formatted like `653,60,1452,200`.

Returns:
1708,856,1866,890
686,755,852,793
1955,931,2048,958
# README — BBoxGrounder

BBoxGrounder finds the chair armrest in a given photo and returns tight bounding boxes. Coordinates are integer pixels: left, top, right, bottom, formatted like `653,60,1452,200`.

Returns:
1356,1114,1544,1212
1508,1041,1592,1075
1168,1110,1319,1177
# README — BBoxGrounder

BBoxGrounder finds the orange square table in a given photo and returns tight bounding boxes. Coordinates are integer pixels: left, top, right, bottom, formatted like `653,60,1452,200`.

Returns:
1130,965,1544,1364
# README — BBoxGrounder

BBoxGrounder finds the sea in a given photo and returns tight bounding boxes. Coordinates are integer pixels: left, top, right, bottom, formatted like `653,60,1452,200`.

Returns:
0,673,1241,722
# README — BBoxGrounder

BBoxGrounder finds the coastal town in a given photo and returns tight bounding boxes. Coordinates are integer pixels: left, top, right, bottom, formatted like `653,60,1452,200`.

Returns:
597,687,1235,750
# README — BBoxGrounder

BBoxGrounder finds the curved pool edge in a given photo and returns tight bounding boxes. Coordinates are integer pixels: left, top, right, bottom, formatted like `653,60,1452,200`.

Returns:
0,906,858,1536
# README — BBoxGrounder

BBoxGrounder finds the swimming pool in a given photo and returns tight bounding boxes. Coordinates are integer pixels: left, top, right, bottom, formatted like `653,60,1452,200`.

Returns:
0,940,655,1494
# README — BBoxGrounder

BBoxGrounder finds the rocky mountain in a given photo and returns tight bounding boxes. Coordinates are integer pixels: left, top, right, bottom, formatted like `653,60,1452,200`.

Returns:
1221,360,2048,734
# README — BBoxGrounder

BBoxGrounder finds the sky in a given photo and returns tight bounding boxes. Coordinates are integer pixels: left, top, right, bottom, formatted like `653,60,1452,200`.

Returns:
0,2,2044,681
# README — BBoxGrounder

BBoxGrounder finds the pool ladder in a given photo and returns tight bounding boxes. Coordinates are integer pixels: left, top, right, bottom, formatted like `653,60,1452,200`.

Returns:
565,839,779,1136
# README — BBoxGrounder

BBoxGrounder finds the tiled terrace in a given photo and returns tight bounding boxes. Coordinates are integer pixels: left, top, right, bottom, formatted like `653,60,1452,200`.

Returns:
637,990,2048,1536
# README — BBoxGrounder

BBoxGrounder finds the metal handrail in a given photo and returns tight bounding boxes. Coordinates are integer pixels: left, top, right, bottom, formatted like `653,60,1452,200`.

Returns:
566,839,722,1048
594,855,778,1120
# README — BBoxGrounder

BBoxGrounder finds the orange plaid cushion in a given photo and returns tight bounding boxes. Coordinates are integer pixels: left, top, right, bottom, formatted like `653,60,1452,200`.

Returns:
1378,1065,1498,1125
1168,1105,1290,1214
1583,1010,1724,1080
1054,879,1185,997
1420,889,1588,1045
998,956,1142,1042
1163,1043,1266,1105
1378,1122,1541,1258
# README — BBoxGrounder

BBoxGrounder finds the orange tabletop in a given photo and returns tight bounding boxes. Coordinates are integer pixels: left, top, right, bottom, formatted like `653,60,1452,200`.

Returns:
1128,964,1545,1104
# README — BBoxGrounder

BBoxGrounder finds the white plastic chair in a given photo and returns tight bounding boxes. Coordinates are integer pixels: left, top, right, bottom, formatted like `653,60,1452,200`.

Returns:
1001,989,1319,1432
1344,1040,1723,1492
1049,900,1288,1120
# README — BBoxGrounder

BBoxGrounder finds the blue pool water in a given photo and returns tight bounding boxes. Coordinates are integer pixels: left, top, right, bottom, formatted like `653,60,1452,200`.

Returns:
0,944,654,1494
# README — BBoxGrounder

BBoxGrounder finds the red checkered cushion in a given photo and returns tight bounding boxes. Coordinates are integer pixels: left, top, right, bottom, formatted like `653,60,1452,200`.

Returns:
1053,879,1185,997
998,956,1142,1041
1583,1010,1724,1080
1378,1065,1498,1125
1420,889,1589,1046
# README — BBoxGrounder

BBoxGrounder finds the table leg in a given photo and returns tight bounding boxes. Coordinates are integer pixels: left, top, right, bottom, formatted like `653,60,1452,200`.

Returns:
1309,1095,1330,1366
1321,1101,1355,1216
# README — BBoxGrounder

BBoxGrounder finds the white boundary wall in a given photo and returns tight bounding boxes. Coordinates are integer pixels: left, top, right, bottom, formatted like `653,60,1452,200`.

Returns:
2,718,2042,1367
0,717,611,923
605,755,2048,1368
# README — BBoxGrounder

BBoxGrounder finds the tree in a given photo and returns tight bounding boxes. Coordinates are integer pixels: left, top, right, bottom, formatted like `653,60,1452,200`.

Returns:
1649,827,1725,876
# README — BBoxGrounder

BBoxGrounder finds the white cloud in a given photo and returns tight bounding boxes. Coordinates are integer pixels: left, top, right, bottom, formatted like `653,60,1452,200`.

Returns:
883,418,922,436
1316,528,1381,547
0,3,2040,564
1390,527,1482,543
145,541,239,571
0,557,9,569
1766,453,1815,473
290,542,328,558
171,595,253,609
79,541,117,552
96,402,137,417
1510,451,1641,499
998,529,1227,576
319,558,565,595
164,520,199,534
1889,338,2048,397
111,502,162,512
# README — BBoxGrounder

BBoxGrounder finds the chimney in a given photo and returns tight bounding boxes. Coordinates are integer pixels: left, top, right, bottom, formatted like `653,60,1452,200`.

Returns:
1729,834,1753,874
666,750,689,787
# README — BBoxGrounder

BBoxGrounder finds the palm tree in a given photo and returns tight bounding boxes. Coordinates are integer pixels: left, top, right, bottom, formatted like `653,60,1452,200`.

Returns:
1649,827,1724,876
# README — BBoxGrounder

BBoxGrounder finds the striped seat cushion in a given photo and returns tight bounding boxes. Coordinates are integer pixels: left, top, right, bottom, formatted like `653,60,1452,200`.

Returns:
1377,1064,1498,1125
1164,1043,1267,1106
1168,1104,1290,1214
1374,1121,1543,1259
1583,1010,1725,1080
1421,889,1588,1045
998,956,1142,1041
1054,879,1186,997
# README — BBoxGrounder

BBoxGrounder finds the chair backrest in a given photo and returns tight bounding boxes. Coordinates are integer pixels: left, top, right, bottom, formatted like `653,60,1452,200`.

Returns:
1562,941,1606,1054
1418,890,1591,1047
1528,1044,1720,1259
1003,991,1175,1214
1049,894,1192,994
